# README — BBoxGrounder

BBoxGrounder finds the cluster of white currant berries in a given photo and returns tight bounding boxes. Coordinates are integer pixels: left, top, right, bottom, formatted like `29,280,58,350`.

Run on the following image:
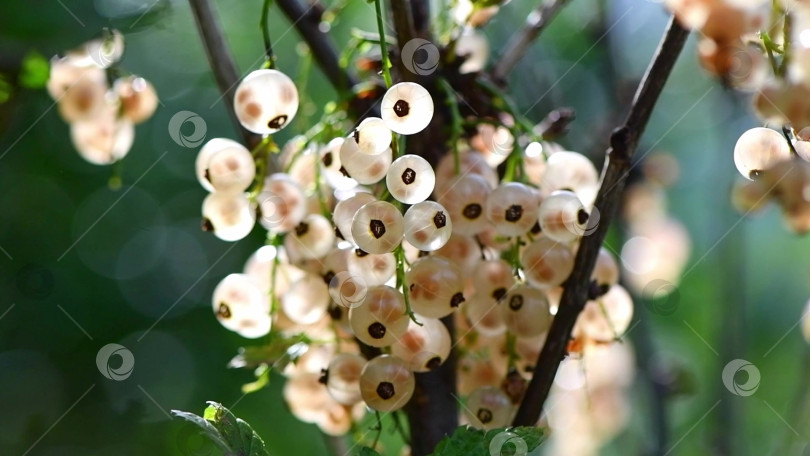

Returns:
732,126,810,233
47,30,158,165
199,61,640,441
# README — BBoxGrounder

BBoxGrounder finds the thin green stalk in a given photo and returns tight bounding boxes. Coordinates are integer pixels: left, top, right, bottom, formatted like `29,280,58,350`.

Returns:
395,245,422,325
373,0,393,87
439,78,463,175
261,0,276,68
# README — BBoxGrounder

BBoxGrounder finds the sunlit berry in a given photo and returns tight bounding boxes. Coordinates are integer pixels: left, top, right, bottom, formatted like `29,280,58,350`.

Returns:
359,355,415,411
538,190,591,243
521,236,575,289
351,201,405,254
205,142,256,194
486,182,540,237
114,76,159,124
404,201,453,251
406,256,466,318
256,173,307,233
212,273,270,338
381,82,434,135
500,285,551,337
334,192,377,243
234,69,299,134
339,136,392,185
436,174,491,235
391,315,452,372
285,214,336,260
465,386,514,430
349,285,409,347
202,192,255,241
733,127,791,180
325,353,366,405
354,117,392,155
386,154,436,204
282,273,331,325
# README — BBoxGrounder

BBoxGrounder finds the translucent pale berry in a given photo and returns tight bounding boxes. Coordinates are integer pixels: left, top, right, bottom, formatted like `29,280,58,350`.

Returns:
381,82,434,135
500,285,551,337
325,353,366,405
256,173,307,233
349,286,409,347
386,154,436,204
334,192,377,244
521,236,575,288
234,69,298,134
212,273,270,338
114,76,159,124
285,214,336,260
339,136,392,185
733,127,791,180
436,174,491,235
391,315,452,372
319,138,358,191
205,143,256,194
574,284,634,342
346,249,396,286
464,386,514,430
69,101,134,165
282,273,330,325
202,192,255,241
351,201,405,254
486,182,540,237
404,201,453,251
354,117,392,155
359,355,415,411
538,190,590,243
406,256,465,318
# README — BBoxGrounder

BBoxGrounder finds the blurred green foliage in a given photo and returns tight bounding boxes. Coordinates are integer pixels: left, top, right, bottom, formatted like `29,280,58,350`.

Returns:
1,0,809,455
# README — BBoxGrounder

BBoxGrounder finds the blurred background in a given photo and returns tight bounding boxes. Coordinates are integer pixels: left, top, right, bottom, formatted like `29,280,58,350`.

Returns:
1,0,809,455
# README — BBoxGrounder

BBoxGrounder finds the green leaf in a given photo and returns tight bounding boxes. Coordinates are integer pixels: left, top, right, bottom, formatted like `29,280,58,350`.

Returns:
356,447,382,456
19,51,49,89
429,425,544,456
172,402,270,456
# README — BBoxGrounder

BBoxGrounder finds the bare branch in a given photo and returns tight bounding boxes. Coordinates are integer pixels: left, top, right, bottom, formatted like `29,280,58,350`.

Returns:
491,0,572,85
275,0,378,118
187,0,262,148
512,16,690,427
389,0,417,82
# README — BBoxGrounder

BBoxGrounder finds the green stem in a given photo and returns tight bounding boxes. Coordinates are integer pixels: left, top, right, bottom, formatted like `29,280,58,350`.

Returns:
506,332,518,370
374,0,393,87
261,0,276,68
439,78,463,175
248,136,275,200
269,233,284,315
395,245,422,325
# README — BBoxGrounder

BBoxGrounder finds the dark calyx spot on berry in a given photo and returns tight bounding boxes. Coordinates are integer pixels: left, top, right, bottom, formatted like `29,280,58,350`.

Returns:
353,128,360,144
339,165,351,178
322,152,333,168
377,381,396,399
476,408,493,424
531,221,542,234
328,303,343,320
217,302,231,319
295,221,309,237
433,211,447,229
505,205,523,222
268,114,288,129
323,270,335,285
202,218,214,232
204,168,212,183
463,203,482,220
418,250,430,258
426,356,442,370
355,248,369,257
509,295,524,311
393,99,410,118
335,226,344,240
401,168,416,185
577,209,589,225
318,368,329,385
368,322,387,339
369,219,386,239
587,280,610,300
749,169,762,179
492,287,507,301
451,292,465,307
502,368,527,404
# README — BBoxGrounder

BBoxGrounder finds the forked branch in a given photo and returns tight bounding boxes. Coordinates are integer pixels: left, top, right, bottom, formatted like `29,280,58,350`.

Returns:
512,16,689,426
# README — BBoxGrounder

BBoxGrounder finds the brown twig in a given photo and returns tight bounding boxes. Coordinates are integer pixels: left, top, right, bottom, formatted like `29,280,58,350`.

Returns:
188,0,262,149
389,0,417,82
491,0,572,85
512,16,689,426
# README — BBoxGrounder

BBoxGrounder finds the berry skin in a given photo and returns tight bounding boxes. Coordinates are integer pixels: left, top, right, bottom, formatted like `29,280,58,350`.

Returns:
202,192,255,242
325,353,366,405
333,192,377,244
281,273,331,325
381,82,434,135
386,154,436,204
500,285,551,337
359,355,415,412
212,273,270,338
541,151,599,206
349,285,409,347
339,136,392,185
354,117,392,155
234,69,299,134
464,386,514,430
486,182,540,237
521,236,575,289
436,174,492,235
351,201,405,254
406,256,466,318
114,76,159,124
538,190,590,243
256,173,307,234
391,315,452,372
204,143,256,194
285,214,336,260
404,201,453,251
733,127,791,180
69,101,134,165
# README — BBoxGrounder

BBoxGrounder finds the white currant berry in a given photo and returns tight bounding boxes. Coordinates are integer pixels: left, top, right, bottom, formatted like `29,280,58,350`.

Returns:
339,136,392,185
406,256,466,318
436,174,491,235
78,30,125,68
351,201,405,254
58,77,107,122
346,249,396,286
359,355,415,412
202,192,255,241
47,56,105,99
574,284,634,342
386,154,436,204
500,285,551,338
333,192,377,243
354,117,392,155
486,182,540,237
391,315,452,372
591,247,620,292
205,143,256,194
404,201,453,251
463,293,506,337
434,233,485,276
541,151,599,206
69,101,134,165
325,353,366,405
455,29,490,74
349,285,409,347
538,190,590,243
234,69,299,134
285,214,336,260
282,273,330,325
381,82,434,135
434,151,498,195
465,386,514,430
733,127,791,179
196,138,244,191
243,244,301,300
212,273,270,338
319,138,358,190
521,236,575,288
329,270,369,309
256,173,307,233
114,76,159,124
473,259,515,303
